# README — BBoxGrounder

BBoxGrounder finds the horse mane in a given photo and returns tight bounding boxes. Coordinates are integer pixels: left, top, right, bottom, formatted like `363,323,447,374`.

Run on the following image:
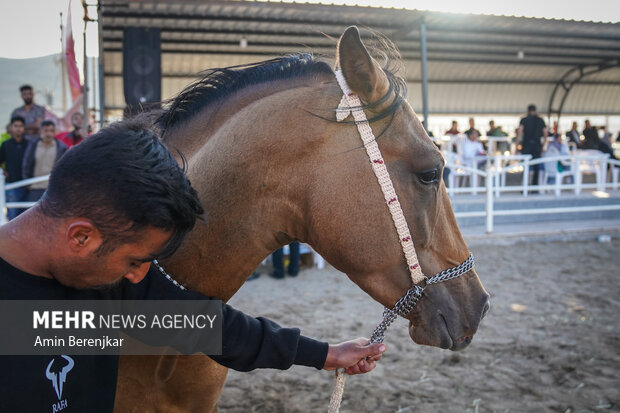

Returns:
156,53,333,133
157,38,408,133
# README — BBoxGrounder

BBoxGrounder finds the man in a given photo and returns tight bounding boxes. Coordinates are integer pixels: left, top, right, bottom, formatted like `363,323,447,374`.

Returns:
566,121,580,145
0,118,384,411
580,120,599,150
11,84,46,141
22,120,68,202
464,117,480,136
445,120,459,136
580,120,619,162
0,116,29,219
56,112,86,148
516,104,548,187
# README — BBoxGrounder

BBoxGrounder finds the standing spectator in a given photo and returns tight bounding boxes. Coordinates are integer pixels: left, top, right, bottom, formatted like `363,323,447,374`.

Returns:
487,120,498,136
445,121,459,136
22,120,68,202
566,121,580,145
271,242,300,279
516,104,548,188
0,116,29,219
11,85,46,141
580,120,599,149
465,117,480,136
56,112,86,148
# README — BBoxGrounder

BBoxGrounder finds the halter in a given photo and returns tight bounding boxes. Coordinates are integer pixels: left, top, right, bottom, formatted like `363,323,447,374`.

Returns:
328,70,474,412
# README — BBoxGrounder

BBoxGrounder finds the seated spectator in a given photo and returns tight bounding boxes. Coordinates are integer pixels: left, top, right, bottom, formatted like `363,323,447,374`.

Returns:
580,120,619,163
22,120,68,202
445,120,459,136
0,116,29,219
56,112,86,148
462,130,486,167
544,133,572,174
566,121,580,145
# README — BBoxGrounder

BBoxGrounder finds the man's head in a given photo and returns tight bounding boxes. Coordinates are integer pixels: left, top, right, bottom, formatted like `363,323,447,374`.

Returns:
572,121,577,130
37,117,204,288
10,116,25,140
451,120,457,128
40,120,55,143
585,119,591,128
20,85,34,106
527,104,536,114
469,117,475,128
489,120,495,128
70,112,83,129
467,129,479,141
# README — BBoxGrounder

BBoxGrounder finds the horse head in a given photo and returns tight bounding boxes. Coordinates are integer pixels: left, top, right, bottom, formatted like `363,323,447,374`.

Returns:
158,26,489,351
300,27,490,350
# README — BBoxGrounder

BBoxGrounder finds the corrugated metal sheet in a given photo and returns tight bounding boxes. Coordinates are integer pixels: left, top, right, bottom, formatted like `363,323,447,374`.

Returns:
99,0,620,116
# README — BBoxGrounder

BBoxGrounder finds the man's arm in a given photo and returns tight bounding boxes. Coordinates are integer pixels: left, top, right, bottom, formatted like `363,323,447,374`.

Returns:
118,266,385,374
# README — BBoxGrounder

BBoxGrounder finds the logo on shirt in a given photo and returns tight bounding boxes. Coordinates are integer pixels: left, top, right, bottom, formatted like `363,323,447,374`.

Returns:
45,355,74,400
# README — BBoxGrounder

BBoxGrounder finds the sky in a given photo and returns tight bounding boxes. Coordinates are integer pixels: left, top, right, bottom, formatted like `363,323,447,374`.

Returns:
0,0,618,63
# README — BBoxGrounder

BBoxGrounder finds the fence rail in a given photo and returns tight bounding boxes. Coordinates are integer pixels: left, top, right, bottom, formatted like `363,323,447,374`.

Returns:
2,155,619,232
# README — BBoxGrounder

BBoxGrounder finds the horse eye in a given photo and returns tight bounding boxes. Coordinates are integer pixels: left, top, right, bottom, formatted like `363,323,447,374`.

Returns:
417,169,439,184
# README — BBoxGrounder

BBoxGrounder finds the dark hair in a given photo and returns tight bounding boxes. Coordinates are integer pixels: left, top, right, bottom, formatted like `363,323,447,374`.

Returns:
10,116,25,125
19,85,33,92
39,117,204,258
527,104,536,112
40,120,55,128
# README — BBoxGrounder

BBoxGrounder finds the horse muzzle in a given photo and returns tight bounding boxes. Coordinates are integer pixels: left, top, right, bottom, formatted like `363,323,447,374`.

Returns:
407,274,490,351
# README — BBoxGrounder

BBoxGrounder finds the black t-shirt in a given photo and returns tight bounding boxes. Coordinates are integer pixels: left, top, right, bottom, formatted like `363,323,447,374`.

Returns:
0,258,328,412
519,115,546,152
0,137,28,182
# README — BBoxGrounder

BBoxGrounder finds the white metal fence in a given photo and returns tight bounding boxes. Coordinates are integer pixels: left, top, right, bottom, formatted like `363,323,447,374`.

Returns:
0,174,49,225
2,154,620,233
446,153,620,232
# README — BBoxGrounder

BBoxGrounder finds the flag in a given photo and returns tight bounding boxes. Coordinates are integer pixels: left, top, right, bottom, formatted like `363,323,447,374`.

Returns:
64,0,81,102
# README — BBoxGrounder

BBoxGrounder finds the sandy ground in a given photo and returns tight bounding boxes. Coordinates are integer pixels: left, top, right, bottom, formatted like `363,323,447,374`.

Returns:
220,239,619,413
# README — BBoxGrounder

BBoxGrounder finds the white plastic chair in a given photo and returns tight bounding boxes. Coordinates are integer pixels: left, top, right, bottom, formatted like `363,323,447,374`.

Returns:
575,150,608,194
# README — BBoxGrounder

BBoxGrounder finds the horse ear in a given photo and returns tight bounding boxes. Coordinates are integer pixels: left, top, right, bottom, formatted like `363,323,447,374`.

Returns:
335,26,390,103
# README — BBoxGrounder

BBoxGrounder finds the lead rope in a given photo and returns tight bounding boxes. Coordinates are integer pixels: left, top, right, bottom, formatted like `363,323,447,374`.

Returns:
328,71,474,413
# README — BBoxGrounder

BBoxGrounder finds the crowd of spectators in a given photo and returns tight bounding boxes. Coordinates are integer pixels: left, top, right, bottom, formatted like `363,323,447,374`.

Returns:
0,84,88,220
441,106,619,190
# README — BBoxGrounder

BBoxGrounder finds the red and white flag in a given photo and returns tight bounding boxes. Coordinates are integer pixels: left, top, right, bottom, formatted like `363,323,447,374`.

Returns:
64,0,82,102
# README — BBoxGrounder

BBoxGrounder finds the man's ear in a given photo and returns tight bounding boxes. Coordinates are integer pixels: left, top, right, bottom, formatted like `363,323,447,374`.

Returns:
66,220,103,255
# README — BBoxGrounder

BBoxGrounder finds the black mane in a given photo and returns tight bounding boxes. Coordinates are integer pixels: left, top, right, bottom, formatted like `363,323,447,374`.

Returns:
157,53,333,132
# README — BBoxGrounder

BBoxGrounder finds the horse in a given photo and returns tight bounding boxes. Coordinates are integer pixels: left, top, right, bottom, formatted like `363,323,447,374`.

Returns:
114,26,490,412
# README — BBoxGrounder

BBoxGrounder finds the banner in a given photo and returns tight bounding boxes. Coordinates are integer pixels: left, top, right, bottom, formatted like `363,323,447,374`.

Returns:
64,0,82,102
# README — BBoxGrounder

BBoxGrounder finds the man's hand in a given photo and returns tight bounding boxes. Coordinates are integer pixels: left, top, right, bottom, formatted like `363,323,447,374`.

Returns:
323,338,386,375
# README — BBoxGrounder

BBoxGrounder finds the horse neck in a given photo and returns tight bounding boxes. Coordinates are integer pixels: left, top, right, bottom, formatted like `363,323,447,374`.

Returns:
160,78,330,301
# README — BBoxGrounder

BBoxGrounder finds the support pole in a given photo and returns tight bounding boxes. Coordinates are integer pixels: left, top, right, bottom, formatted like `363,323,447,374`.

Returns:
420,20,429,132
97,0,105,128
485,168,494,234
82,18,89,134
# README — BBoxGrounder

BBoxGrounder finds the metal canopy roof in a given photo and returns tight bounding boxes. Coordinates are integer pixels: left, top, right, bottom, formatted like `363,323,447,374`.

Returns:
99,0,620,116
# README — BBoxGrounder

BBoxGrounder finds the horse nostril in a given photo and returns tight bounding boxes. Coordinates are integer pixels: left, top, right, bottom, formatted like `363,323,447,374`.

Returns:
481,301,491,320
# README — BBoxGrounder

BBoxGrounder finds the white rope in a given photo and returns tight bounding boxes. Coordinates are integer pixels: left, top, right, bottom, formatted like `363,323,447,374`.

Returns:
334,70,424,285
327,71,424,413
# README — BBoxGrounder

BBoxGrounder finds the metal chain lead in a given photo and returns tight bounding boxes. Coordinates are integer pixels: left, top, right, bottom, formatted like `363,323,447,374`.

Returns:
368,253,474,344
